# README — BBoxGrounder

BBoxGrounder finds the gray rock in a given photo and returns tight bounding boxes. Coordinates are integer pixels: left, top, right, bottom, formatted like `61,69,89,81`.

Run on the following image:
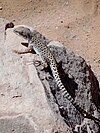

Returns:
0,115,35,133
36,41,100,132
0,19,72,133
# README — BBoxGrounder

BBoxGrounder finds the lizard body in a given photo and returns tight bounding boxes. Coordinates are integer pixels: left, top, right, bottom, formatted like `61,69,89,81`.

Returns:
13,25,100,123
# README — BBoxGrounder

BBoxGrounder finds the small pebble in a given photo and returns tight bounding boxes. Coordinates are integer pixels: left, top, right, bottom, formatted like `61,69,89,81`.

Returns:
1,93,5,96
5,22,14,30
68,26,70,28
12,19,15,22
55,26,58,29
65,1,69,6
0,7,2,10
97,60,100,64
29,0,32,2
61,21,63,23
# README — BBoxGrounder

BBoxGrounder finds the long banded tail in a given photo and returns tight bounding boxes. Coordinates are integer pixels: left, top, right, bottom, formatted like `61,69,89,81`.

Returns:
52,67,100,123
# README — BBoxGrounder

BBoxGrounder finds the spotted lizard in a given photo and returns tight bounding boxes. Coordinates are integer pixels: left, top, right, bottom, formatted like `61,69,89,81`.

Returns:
13,25,100,123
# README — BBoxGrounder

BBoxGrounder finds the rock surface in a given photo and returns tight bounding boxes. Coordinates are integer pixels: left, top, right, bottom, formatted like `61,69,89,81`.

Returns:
0,19,72,133
37,41,100,132
0,19,100,133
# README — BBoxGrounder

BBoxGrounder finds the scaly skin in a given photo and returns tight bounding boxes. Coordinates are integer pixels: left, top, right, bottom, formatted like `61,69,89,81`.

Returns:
13,25,100,123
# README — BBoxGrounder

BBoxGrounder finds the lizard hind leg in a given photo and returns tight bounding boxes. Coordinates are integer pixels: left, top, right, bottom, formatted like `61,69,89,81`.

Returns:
39,60,49,71
33,57,48,68
36,57,52,73
37,55,48,69
41,61,48,68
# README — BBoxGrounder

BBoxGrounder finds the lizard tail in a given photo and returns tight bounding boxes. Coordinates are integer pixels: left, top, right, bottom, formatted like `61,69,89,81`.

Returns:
52,67,100,122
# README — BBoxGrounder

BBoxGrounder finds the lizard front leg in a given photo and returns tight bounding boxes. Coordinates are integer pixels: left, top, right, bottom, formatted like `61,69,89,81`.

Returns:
12,47,33,54
12,43,36,55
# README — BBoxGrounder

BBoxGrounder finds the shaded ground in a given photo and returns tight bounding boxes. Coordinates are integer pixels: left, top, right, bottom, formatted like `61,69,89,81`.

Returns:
0,0,100,82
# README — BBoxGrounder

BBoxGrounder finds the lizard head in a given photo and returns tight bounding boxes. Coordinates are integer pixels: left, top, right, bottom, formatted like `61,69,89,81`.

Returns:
13,26,33,40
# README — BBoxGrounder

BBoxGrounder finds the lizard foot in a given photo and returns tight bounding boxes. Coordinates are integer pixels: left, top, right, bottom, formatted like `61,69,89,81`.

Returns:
12,49,33,54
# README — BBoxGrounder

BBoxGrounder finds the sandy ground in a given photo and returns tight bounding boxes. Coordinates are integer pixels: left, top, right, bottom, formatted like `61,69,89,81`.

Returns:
0,0,100,82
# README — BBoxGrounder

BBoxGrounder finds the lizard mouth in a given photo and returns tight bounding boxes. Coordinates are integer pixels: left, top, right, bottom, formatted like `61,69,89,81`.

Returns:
13,29,20,35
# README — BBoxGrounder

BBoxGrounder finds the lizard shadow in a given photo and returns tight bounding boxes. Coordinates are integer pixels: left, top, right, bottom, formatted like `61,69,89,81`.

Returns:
88,65,100,110
44,61,78,99
58,61,78,98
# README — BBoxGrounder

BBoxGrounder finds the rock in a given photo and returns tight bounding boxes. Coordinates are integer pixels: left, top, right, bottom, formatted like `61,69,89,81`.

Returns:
29,0,32,2
0,21,100,133
36,43,100,131
36,43,100,132
0,19,72,133
0,7,2,10
5,22,14,30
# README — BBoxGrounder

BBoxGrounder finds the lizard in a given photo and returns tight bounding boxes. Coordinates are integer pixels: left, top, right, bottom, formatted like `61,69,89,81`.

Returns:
13,25,100,123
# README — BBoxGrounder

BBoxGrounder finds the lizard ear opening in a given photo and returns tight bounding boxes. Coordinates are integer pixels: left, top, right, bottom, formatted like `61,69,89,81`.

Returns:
27,32,31,39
